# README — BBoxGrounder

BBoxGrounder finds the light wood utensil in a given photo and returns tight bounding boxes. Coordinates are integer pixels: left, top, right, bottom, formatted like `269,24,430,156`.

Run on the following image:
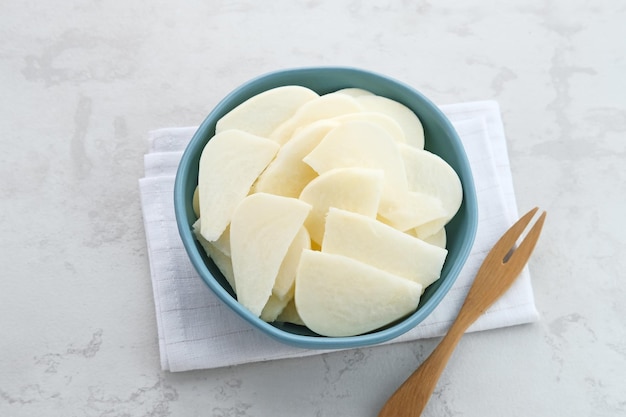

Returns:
378,207,547,417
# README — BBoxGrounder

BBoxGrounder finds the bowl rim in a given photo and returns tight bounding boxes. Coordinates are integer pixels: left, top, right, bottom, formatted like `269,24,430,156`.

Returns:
174,66,478,349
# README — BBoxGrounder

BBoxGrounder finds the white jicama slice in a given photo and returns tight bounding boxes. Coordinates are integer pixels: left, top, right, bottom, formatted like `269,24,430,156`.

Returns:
192,220,236,291
260,293,292,323
205,245,236,292
215,86,319,138
298,167,384,245
404,224,448,248
331,112,406,143
334,87,375,98
230,193,311,317
192,186,200,217
378,191,447,232
269,93,363,144
303,120,409,213
276,298,305,326
422,227,447,249
356,95,425,149
399,143,462,236
209,224,231,256
273,226,311,301
295,250,423,337
414,218,447,240
253,120,339,197
198,129,279,241
322,208,448,288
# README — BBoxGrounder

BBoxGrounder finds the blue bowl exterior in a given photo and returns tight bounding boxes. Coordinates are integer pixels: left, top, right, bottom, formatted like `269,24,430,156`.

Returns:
174,67,478,349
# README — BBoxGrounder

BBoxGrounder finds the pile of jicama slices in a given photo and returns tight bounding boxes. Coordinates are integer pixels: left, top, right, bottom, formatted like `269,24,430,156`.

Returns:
191,86,462,337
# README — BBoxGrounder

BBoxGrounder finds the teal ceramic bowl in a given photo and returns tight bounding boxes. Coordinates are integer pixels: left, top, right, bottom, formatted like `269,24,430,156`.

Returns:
174,67,478,349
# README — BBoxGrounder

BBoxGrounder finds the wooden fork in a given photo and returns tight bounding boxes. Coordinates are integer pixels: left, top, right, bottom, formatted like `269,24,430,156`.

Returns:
378,207,547,417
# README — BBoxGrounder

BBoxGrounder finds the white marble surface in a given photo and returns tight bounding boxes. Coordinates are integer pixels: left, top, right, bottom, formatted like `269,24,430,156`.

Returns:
1,1,625,416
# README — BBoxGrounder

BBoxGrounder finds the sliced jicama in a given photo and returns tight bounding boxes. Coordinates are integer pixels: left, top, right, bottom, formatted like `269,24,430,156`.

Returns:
198,129,279,241
269,93,363,144
205,245,236,292
377,190,447,232
216,85,319,138
192,220,236,291
276,299,305,326
252,120,339,197
302,120,409,216
295,250,423,337
399,143,463,236
356,95,425,149
298,167,384,245
331,112,406,143
209,224,231,256
230,193,311,317
192,186,200,217
322,208,447,288
260,293,292,323
272,226,311,301
334,87,375,98
422,227,447,248
193,85,464,333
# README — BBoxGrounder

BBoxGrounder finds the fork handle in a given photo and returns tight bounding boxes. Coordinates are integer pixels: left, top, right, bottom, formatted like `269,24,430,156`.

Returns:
378,321,468,417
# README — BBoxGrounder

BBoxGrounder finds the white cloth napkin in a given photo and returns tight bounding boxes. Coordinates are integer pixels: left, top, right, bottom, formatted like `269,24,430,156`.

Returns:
139,100,538,372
